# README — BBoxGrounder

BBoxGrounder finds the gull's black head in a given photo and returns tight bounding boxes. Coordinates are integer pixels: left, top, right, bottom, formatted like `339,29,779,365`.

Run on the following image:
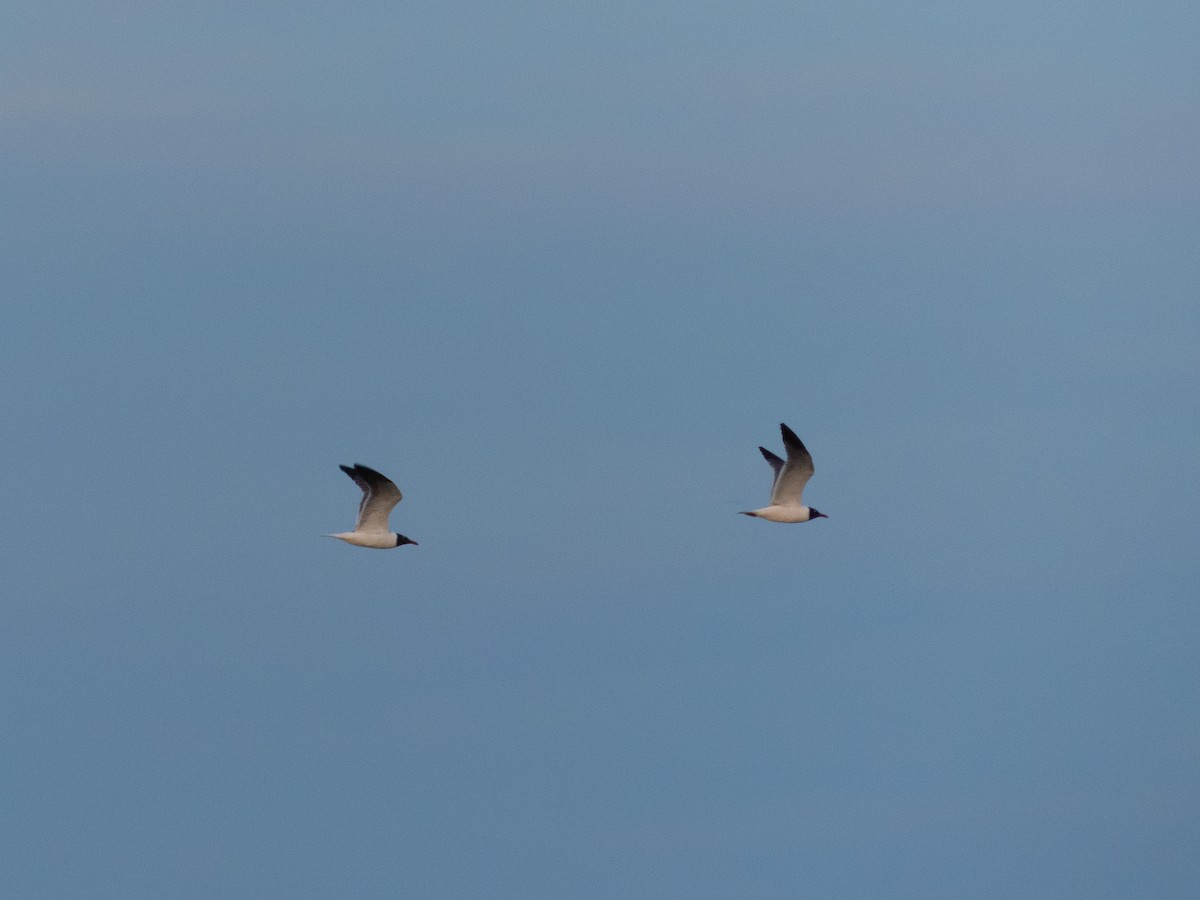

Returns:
394,534,418,548
808,509,828,520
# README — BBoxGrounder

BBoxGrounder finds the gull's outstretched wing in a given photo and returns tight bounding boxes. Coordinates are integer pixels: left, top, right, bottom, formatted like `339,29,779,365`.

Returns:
340,464,403,533
769,423,814,507
759,446,785,495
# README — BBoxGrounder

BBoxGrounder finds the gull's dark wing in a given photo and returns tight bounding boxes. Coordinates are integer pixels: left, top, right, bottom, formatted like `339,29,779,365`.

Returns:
770,423,815,506
340,463,403,532
758,446,785,495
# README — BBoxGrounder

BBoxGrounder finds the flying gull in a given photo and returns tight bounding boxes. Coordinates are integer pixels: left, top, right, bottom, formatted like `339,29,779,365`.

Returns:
741,423,827,523
328,464,418,549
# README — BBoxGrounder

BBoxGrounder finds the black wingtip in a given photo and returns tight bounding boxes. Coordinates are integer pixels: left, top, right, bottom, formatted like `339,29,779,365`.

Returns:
779,423,807,450
340,464,376,483
346,463,386,480
758,446,783,464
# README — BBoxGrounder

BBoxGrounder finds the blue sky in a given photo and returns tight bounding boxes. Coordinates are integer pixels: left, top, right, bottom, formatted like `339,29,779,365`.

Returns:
3,2,1198,898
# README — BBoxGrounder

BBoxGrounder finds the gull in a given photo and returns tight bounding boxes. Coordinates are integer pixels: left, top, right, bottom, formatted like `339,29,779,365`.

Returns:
740,423,827,523
328,464,418,549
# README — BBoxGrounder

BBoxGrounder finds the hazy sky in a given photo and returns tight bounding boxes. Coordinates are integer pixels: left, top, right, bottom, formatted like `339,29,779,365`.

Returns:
3,2,1198,898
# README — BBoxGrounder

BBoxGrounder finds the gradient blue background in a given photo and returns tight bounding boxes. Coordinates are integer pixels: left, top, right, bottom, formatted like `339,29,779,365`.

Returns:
3,2,1198,897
